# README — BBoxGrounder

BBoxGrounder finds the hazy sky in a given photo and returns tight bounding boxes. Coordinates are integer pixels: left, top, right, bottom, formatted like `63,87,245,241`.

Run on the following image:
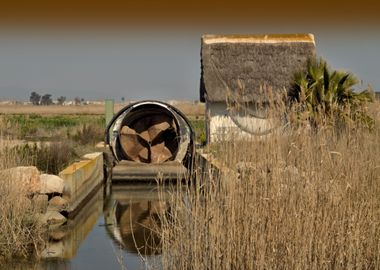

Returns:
0,1,379,101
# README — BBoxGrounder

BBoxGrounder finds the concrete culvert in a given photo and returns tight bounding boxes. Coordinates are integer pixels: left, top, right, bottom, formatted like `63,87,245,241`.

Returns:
106,101,194,172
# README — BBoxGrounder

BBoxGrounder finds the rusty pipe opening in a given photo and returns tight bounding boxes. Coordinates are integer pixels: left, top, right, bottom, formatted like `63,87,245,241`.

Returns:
106,101,194,167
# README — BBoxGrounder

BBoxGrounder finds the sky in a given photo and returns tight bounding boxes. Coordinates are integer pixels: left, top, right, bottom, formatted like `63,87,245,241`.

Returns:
0,1,379,102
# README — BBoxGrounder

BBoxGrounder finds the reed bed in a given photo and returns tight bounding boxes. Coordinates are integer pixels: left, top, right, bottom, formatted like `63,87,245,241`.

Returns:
159,103,380,269
0,139,46,261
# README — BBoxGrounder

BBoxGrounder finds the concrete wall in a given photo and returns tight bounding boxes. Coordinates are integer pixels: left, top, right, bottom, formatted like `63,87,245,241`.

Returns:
59,152,104,213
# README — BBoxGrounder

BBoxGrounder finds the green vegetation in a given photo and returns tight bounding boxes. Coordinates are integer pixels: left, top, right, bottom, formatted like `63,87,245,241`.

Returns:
29,92,41,105
70,123,105,146
5,142,78,175
189,118,206,144
0,113,107,261
1,114,105,140
5,114,79,139
0,114,106,174
0,113,206,173
1,113,205,144
288,57,375,129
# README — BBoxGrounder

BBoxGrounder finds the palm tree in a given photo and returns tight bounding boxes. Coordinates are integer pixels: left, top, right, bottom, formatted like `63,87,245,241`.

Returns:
288,57,374,128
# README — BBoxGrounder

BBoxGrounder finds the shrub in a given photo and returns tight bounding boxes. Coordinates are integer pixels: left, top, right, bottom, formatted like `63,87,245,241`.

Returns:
7,141,77,174
71,123,104,145
288,57,375,129
190,119,206,144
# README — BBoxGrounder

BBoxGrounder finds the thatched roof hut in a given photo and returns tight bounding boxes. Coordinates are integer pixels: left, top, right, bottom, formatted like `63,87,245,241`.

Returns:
200,34,316,103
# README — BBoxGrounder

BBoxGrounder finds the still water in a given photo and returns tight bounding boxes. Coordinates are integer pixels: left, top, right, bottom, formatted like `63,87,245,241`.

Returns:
3,183,171,270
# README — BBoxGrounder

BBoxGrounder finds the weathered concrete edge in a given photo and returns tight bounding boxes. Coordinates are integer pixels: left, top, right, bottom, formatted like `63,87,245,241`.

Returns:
195,149,237,183
59,152,104,214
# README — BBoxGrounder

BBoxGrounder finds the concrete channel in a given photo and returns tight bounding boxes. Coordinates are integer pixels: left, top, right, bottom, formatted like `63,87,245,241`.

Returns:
39,100,204,261
52,100,198,219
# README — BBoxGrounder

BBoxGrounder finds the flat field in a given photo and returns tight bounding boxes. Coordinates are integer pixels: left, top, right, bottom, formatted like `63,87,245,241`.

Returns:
0,102,205,117
0,102,206,144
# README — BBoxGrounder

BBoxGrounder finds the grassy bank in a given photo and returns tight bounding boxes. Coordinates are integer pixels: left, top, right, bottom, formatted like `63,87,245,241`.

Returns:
159,103,380,269
0,114,105,174
0,112,205,145
0,114,105,141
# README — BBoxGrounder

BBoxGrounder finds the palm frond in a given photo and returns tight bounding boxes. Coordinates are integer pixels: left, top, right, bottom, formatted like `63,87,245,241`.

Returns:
289,57,374,129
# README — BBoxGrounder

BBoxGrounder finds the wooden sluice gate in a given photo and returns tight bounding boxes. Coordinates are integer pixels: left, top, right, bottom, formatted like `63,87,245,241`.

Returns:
105,101,194,181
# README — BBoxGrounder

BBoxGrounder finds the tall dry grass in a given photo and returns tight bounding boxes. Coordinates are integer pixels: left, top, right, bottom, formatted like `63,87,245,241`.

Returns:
159,102,380,269
0,135,46,261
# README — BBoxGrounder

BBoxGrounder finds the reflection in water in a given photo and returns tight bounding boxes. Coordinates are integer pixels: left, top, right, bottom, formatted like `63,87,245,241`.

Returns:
42,185,104,259
0,259,69,270
0,185,105,270
104,184,171,256
1,183,174,270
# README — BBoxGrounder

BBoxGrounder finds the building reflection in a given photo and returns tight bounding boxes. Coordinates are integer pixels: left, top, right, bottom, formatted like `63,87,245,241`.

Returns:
1,183,176,269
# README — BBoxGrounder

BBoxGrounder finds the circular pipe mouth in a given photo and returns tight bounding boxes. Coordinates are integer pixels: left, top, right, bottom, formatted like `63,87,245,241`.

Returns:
119,105,180,163
106,100,194,166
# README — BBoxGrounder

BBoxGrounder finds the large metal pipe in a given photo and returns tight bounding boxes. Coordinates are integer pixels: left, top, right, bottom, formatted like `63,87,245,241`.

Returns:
105,101,194,169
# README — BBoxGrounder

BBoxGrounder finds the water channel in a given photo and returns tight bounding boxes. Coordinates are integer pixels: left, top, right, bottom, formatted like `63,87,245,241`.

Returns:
3,183,173,270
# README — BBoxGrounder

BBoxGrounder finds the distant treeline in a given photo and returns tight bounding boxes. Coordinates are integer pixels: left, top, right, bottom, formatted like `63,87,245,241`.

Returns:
29,92,84,105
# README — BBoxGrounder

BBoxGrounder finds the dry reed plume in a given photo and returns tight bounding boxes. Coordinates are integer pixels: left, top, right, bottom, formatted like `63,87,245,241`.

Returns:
159,102,380,269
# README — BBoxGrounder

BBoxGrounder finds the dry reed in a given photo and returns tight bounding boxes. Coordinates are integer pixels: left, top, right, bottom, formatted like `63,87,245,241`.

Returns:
0,136,46,261
159,102,380,269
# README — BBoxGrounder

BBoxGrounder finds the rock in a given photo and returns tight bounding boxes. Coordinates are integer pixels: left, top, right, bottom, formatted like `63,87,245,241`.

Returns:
32,194,49,213
49,230,67,241
83,152,103,160
34,213,45,225
40,174,64,194
95,141,105,148
40,210,67,226
41,241,64,258
0,166,40,193
48,196,68,212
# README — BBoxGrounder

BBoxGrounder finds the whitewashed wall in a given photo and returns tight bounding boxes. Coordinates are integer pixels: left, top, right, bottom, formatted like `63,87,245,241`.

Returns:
206,102,276,143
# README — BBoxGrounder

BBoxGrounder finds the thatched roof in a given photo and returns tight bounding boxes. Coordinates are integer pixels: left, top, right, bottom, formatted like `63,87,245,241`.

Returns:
200,34,316,103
